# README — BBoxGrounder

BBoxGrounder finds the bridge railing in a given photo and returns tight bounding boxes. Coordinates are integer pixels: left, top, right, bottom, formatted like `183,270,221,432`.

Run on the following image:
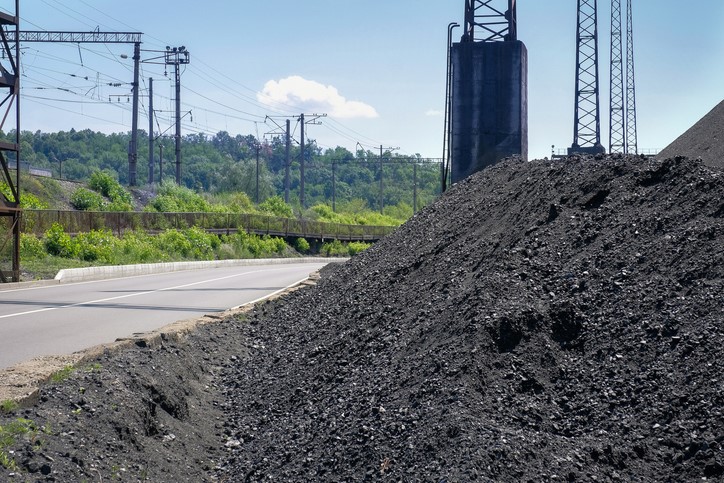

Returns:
20,210,397,242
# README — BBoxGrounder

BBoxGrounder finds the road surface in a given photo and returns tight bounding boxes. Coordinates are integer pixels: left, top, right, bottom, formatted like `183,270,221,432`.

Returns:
0,262,327,369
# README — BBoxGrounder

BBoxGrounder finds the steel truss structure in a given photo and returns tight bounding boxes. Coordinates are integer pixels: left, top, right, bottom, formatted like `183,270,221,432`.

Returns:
7,30,144,184
5,30,141,43
625,0,638,154
0,2,20,282
609,0,638,154
609,0,625,153
570,0,605,154
0,0,22,283
462,0,517,43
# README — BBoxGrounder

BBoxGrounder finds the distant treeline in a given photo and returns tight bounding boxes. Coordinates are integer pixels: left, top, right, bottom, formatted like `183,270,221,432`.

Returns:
5,129,442,213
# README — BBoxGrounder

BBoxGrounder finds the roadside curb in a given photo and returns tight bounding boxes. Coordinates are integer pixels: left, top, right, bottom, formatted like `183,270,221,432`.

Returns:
54,257,347,283
0,257,348,290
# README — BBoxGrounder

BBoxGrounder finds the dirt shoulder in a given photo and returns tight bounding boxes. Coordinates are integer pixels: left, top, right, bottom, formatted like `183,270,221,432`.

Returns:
0,276,317,482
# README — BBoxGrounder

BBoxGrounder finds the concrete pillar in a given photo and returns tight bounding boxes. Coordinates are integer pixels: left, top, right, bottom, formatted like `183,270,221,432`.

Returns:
451,40,528,184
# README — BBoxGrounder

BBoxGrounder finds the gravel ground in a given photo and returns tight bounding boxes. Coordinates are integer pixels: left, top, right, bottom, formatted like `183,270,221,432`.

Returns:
1,155,722,482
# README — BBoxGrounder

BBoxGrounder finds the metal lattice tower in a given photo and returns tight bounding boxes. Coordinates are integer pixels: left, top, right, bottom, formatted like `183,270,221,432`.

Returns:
625,0,638,154
570,0,605,154
462,0,517,42
0,1,20,282
609,0,625,153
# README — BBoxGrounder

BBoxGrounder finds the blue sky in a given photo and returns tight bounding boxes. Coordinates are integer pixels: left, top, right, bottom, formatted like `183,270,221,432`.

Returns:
4,0,724,160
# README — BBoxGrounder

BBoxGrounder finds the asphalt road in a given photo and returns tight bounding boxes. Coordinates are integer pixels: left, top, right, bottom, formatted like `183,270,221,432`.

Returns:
0,262,328,369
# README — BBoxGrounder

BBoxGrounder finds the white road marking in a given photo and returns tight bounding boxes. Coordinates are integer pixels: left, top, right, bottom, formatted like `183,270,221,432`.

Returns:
0,267,299,320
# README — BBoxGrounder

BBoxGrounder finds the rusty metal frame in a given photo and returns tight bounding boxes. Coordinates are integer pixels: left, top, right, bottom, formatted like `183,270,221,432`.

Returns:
0,2,20,282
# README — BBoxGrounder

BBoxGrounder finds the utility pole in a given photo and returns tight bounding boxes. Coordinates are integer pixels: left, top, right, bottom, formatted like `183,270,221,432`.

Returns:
266,113,325,207
164,46,190,184
332,159,337,212
285,119,291,203
264,116,293,203
413,162,418,214
148,77,154,184
378,145,399,214
128,42,140,185
255,143,261,203
298,113,325,208
300,114,305,208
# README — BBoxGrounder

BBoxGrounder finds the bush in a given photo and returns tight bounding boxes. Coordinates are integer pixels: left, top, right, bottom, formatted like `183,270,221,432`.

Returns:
309,203,353,224
19,192,49,209
294,237,310,253
44,223,75,258
227,192,255,213
321,239,347,257
118,230,165,263
148,184,210,213
1,180,48,209
19,233,45,260
146,193,180,213
348,241,371,256
224,229,289,258
258,195,293,218
89,170,133,205
74,229,117,263
183,226,219,259
153,229,192,258
70,188,104,211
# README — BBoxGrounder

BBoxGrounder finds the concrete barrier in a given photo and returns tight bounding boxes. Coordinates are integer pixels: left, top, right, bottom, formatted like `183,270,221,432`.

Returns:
53,257,349,284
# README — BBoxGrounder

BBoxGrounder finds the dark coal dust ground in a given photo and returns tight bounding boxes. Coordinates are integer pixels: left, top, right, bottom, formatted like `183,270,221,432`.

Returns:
1,155,722,482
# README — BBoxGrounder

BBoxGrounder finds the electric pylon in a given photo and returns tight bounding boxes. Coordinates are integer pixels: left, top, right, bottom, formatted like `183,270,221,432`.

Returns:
609,0,625,153
625,0,638,154
608,0,638,154
570,0,605,155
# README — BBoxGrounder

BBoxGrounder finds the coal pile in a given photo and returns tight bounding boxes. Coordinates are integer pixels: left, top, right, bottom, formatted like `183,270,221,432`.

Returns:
658,99,724,169
219,155,723,482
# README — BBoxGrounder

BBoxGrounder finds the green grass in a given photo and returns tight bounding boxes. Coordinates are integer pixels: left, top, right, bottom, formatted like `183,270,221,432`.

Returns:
21,256,96,280
49,365,75,383
0,400,18,414
0,417,40,470
83,362,102,372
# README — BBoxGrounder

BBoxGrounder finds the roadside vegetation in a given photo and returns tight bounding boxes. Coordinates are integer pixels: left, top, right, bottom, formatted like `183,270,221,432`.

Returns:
0,130,424,280
20,223,370,280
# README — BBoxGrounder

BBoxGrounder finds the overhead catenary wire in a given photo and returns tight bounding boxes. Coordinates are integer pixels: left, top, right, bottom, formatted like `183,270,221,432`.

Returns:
14,2,412,160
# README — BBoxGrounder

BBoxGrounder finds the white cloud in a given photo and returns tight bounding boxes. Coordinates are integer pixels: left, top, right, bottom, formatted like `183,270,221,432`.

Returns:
258,75,378,119
425,109,443,117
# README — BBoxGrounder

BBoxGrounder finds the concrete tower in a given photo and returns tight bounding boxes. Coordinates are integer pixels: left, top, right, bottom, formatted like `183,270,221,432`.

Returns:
450,0,528,184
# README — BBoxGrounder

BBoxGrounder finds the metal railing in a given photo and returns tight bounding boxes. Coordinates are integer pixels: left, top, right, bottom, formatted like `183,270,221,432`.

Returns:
21,210,397,242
